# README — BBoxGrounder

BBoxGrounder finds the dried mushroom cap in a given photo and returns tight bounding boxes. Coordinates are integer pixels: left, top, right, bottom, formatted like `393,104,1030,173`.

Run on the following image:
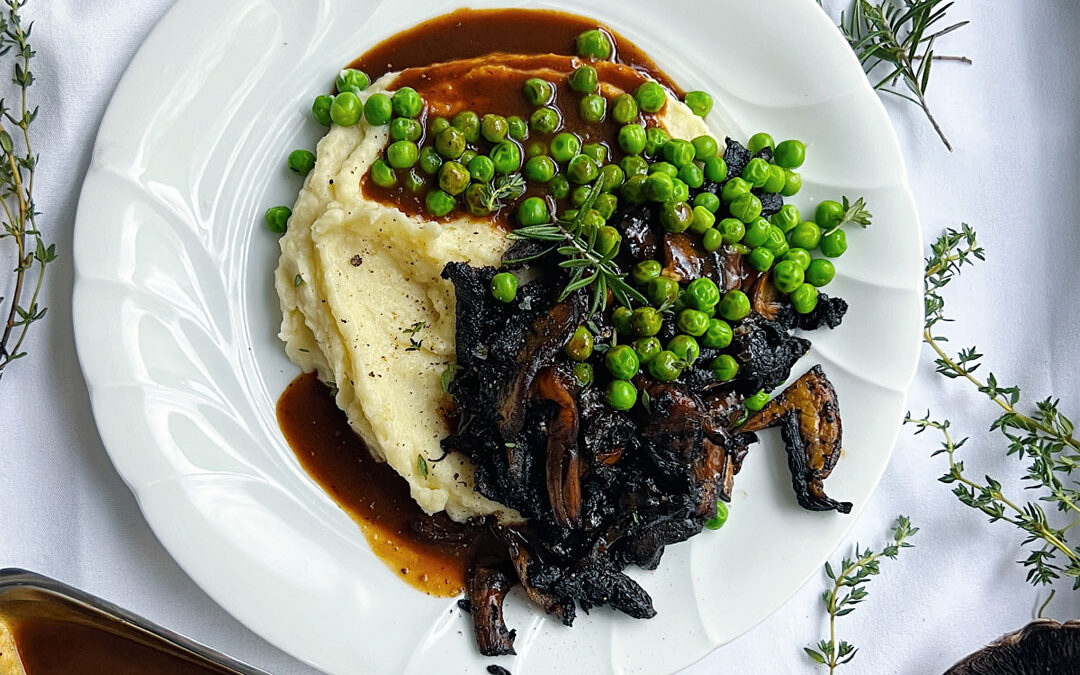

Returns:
945,619,1080,675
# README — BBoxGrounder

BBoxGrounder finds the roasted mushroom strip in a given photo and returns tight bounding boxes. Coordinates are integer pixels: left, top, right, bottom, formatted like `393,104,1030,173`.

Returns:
535,367,582,528
739,365,852,513
466,563,517,656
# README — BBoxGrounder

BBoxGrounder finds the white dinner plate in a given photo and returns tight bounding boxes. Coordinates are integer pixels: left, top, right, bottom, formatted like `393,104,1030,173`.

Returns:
72,1,922,673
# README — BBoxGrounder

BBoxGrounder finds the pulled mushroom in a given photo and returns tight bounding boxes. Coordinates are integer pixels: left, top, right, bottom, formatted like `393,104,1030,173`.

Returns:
945,619,1080,674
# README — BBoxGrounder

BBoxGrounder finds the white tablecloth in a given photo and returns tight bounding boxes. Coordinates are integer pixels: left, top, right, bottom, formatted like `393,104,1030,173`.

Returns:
2,1,1078,673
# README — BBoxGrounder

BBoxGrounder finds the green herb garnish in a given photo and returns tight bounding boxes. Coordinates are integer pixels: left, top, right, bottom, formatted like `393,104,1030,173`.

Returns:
479,172,526,212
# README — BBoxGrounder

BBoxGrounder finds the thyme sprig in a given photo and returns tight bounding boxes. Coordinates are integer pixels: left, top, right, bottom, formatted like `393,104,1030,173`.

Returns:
909,227,1080,593
0,0,49,381
507,183,645,317
479,173,526,212
823,196,873,237
805,516,918,672
835,0,970,150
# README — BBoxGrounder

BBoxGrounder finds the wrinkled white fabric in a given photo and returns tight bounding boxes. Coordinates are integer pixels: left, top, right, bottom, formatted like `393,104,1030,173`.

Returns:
0,2,1077,673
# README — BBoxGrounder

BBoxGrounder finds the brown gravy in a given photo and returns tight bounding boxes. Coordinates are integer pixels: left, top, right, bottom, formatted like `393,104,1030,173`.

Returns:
1,590,235,675
276,373,471,597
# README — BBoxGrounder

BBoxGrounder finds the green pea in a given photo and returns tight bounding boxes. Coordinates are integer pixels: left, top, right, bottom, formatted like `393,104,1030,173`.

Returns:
660,201,693,233
742,157,771,188
702,318,733,348
391,87,423,118
684,90,713,117
579,94,606,123
685,278,720,310
745,389,771,411
507,116,528,141
525,142,546,159
330,91,362,126
490,142,523,174
606,344,640,379
288,149,316,175
747,246,774,272
612,306,633,335
695,192,721,213
611,94,638,124
672,178,690,203
634,81,666,113
730,192,763,223
468,155,495,183
772,260,805,294
550,132,582,163
549,174,571,200
598,164,624,192
689,135,717,162
621,175,648,204
596,193,618,220
390,118,422,142
607,379,638,411
710,354,738,382
633,337,662,364
565,325,594,361
581,143,608,164
370,158,396,187
576,29,613,60
617,124,646,155
788,222,822,250
815,200,844,229
649,350,683,381
573,362,594,387
403,170,425,193
387,140,419,169
312,94,333,126
425,189,455,217
570,186,590,207
704,155,728,183
438,161,470,195
704,501,730,529
490,272,519,303
514,196,549,226
689,205,715,234
363,93,392,125
631,307,663,336
718,289,751,321
774,139,806,169
434,127,466,159
644,129,670,159
480,114,508,143
668,335,700,365
662,139,695,168
820,229,848,257
648,276,680,308
569,64,598,93
567,155,599,184
763,164,787,193
649,162,678,179
581,208,606,235
597,225,621,256
702,228,723,252
783,247,812,271
430,117,450,135
452,111,481,143
677,308,709,336
790,283,819,314
523,77,555,105
718,217,745,244
645,172,674,202
632,260,662,285
460,149,478,166
418,147,443,175
265,206,291,234
621,155,649,178
720,177,750,202
524,155,556,183
741,218,771,247
336,68,370,95
747,132,775,154
781,170,802,197
806,258,835,287
770,204,801,233
764,226,789,257
679,163,704,189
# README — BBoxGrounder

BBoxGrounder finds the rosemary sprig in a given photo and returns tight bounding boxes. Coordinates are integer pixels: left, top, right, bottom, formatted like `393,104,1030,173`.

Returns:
805,516,918,672
507,183,645,317
909,227,1080,593
479,173,526,212
823,196,872,236
835,0,970,151
0,0,49,381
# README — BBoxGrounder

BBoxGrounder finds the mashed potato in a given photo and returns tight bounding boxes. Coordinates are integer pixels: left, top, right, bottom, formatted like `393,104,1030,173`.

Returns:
276,69,717,523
